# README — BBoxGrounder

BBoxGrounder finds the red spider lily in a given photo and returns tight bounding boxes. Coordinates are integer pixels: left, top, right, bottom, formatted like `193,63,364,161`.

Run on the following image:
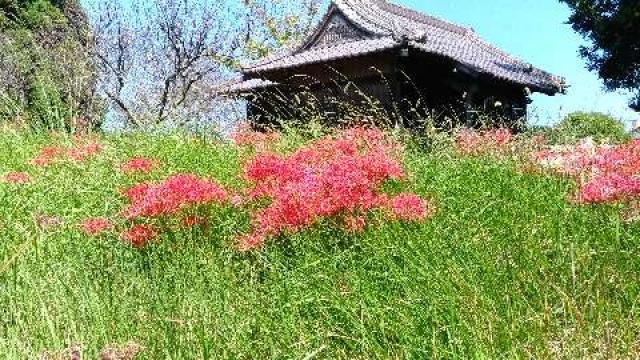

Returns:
31,142,102,167
3,171,31,184
534,139,640,204
231,123,280,151
31,146,65,167
122,224,157,248
122,174,228,219
81,217,114,236
122,183,151,204
120,157,159,174
455,128,513,156
386,193,432,221
532,139,601,176
573,174,640,204
238,127,431,250
68,142,102,162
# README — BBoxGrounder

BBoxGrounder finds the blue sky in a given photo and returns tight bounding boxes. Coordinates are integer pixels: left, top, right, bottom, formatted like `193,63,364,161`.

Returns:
398,0,638,127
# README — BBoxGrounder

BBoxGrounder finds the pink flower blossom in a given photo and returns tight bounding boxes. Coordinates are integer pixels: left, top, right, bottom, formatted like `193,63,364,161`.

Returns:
3,171,31,184
534,139,640,205
181,215,208,228
236,231,268,252
122,174,228,219
231,123,280,151
31,142,102,167
68,142,102,162
31,146,65,167
238,127,430,246
81,217,114,236
231,194,244,207
122,224,157,248
387,193,432,221
120,157,159,174
574,174,640,204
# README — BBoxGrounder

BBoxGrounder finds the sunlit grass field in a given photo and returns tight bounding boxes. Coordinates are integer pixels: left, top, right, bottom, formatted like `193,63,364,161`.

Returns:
0,128,638,359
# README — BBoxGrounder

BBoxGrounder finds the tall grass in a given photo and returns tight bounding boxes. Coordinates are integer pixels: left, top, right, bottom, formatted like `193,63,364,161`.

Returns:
0,128,638,359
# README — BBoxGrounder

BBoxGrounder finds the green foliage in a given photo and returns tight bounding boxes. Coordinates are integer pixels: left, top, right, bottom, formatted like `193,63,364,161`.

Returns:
0,0,99,131
551,111,631,144
19,0,66,28
525,124,554,137
241,0,322,61
0,129,638,358
560,0,640,111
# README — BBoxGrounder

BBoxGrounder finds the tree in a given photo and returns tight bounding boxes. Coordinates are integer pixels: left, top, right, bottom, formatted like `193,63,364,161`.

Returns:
90,0,242,127
560,0,640,111
241,0,322,60
88,0,322,127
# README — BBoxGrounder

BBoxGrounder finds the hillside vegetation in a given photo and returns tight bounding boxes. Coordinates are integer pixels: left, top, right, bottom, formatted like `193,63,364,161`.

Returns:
0,0,97,128
0,125,638,359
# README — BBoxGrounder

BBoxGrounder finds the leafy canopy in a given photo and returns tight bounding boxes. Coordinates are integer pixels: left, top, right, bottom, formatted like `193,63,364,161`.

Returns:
560,0,640,111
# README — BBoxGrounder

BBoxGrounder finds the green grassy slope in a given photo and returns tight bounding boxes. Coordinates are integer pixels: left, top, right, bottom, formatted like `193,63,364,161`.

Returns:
0,129,638,359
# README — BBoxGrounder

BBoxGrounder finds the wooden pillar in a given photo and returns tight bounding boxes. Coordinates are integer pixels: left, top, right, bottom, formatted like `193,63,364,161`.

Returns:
464,83,480,127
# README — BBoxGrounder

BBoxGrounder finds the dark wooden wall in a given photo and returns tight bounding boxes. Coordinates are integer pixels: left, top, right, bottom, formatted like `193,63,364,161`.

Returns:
246,49,529,129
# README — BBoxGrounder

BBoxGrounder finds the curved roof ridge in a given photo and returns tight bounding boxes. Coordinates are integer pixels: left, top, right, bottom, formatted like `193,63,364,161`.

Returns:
245,37,399,73
464,31,525,64
371,0,471,36
334,0,395,35
462,31,565,85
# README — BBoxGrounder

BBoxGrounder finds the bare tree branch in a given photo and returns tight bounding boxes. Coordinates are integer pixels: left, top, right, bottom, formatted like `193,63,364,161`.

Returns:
86,0,322,127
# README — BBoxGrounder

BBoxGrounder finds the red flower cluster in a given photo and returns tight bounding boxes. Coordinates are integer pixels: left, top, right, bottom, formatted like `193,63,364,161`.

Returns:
81,217,114,236
31,146,65,167
68,142,102,162
122,224,158,248
120,157,159,174
578,174,640,204
31,141,102,167
387,193,432,221
532,139,601,176
3,171,31,184
534,139,640,204
455,128,513,156
231,123,280,151
238,127,431,250
122,174,228,219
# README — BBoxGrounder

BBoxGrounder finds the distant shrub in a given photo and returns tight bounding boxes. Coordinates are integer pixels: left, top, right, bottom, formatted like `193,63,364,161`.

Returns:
551,112,631,144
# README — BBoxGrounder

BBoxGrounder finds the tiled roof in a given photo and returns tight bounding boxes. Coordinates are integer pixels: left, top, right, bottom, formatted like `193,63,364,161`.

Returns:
243,37,398,74
242,0,566,94
213,78,278,95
